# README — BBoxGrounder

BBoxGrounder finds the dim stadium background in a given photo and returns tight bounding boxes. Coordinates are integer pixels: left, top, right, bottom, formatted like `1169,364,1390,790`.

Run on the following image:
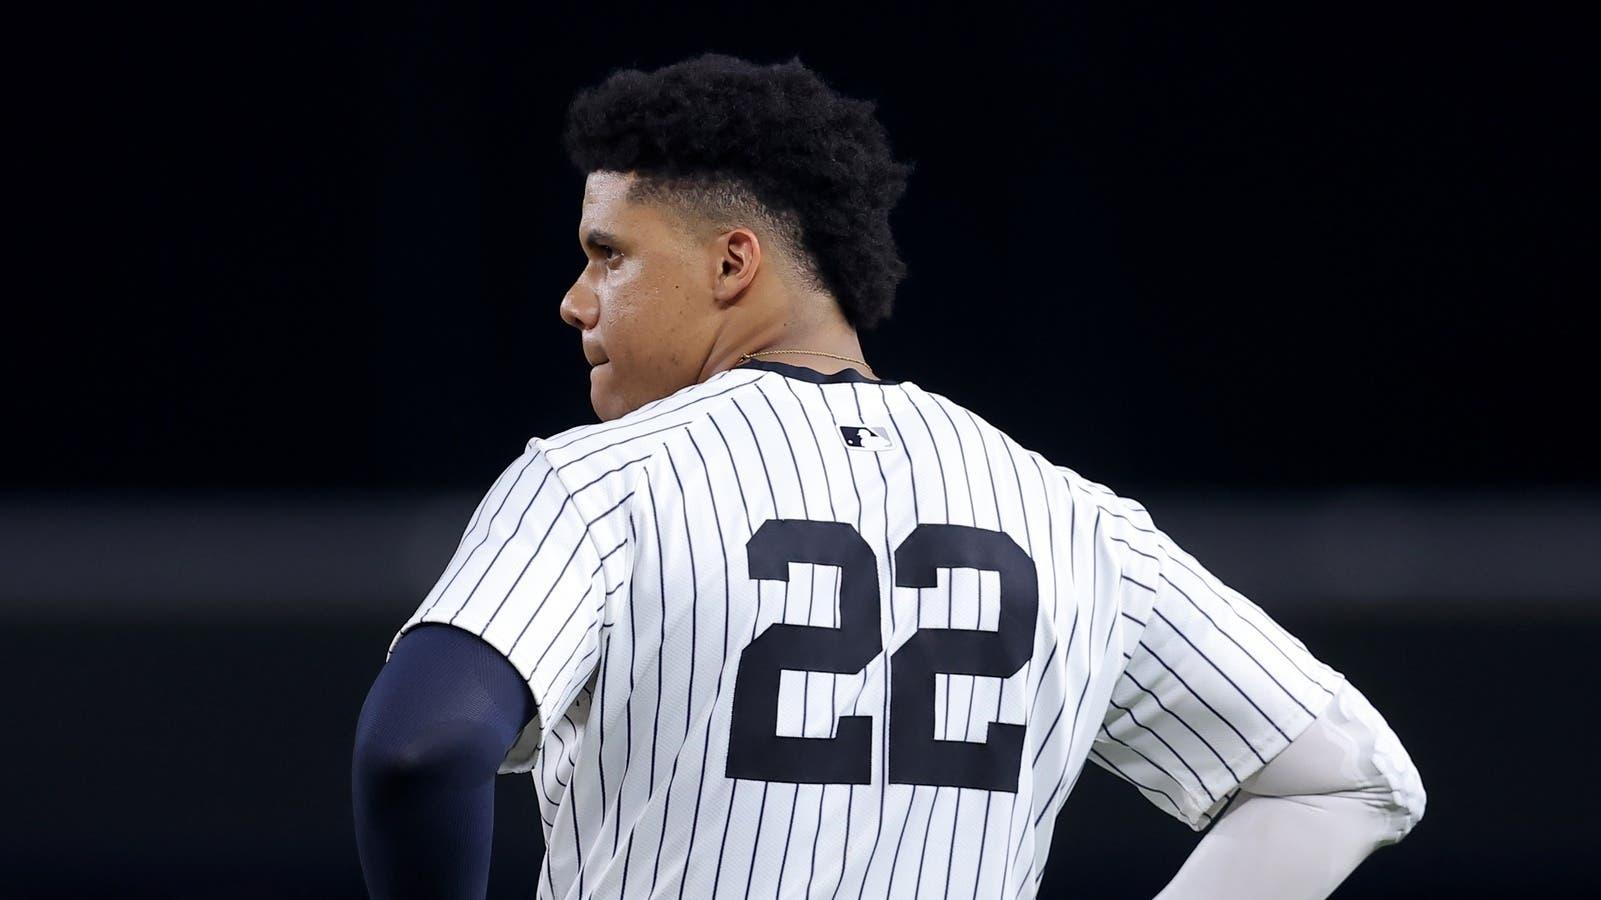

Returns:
4,3,1594,898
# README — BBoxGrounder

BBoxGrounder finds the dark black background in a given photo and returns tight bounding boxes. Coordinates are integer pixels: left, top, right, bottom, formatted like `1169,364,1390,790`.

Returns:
4,2,1594,897
12,1,1592,494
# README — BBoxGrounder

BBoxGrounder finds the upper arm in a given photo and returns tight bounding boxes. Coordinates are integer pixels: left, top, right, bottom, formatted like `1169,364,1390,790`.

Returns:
1084,489,1347,829
387,440,632,772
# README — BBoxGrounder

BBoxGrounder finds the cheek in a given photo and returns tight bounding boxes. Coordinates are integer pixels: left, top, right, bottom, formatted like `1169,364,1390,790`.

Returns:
595,260,701,377
597,310,649,372
602,287,675,357
596,274,648,339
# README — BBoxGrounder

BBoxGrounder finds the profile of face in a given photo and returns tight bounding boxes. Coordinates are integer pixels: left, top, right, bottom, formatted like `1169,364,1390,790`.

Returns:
560,170,743,421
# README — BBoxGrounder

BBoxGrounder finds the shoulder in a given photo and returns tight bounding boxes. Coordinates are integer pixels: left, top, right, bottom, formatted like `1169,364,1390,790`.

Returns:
896,381,1052,455
896,383,1116,500
924,384,1160,537
1038,463,1169,581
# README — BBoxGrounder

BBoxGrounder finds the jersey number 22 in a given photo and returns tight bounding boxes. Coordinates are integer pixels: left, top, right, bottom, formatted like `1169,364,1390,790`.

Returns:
726,518,1039,792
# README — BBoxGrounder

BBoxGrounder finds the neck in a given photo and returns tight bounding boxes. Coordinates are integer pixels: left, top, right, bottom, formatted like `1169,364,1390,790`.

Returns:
701,306,874,382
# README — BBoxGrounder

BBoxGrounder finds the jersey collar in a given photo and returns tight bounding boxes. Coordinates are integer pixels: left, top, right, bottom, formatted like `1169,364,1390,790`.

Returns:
730,358,900,386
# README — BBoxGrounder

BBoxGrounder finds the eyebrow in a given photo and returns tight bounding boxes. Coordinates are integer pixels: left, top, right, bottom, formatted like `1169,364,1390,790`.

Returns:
582,228,621,252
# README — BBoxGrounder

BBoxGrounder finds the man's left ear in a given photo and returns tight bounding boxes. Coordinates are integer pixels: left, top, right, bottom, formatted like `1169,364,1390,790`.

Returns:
711,229,761,305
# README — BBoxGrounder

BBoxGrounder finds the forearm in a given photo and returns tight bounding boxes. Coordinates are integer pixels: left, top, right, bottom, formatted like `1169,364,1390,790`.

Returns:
1153,789,1393,900
352,624,535,900
1155,681,1425,900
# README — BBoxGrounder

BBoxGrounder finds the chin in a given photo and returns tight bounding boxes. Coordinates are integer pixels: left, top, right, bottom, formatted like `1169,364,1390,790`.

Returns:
589,386,620,422
589,366,677,421
588,367,629,421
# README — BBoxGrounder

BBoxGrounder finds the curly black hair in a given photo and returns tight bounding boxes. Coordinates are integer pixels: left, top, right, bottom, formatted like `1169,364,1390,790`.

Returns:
562,53,915,331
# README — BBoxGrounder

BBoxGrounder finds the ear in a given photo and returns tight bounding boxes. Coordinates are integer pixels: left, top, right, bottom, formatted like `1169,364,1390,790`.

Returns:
711,227,762,307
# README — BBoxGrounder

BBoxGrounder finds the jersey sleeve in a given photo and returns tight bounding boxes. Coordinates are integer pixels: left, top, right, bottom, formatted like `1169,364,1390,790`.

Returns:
386,439,631,773
1083,486,1347,830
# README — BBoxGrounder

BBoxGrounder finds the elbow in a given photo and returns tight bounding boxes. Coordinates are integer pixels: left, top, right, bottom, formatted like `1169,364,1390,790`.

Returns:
352,721,421,799
353,666,514,800
1338,682,1427,846
354,716,507,793
352,629,533,804
353,726,432,790
1254,680,1427,848
1407,775,1427,833
1375,742,1426,845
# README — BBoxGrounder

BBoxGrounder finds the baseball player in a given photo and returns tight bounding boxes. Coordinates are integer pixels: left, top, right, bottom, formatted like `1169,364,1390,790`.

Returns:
352,53,1424,899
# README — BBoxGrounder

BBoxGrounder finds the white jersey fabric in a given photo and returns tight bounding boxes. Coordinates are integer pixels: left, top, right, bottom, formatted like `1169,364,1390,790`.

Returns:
388,358,1347,900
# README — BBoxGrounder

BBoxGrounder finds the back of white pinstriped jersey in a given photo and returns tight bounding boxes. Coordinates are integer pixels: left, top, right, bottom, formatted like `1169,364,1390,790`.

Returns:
490,363,1342,900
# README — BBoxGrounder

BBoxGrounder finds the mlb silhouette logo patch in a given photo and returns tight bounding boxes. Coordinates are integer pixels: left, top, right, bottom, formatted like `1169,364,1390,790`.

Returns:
840,424,894,451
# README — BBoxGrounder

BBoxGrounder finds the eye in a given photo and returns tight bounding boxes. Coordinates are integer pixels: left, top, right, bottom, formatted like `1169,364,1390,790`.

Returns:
598,243,622,264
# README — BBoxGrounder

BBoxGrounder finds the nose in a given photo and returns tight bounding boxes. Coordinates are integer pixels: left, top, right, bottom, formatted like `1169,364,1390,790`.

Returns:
560,279,598,331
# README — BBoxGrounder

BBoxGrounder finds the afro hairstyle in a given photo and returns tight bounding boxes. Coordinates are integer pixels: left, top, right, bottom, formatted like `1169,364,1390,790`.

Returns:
562,52,915,331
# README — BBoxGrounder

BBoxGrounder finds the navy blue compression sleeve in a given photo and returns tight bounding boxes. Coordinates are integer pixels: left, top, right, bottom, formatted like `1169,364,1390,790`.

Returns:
352,623,535,900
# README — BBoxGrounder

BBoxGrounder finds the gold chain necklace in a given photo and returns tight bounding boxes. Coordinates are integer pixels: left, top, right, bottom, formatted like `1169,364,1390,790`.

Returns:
738,348,871,367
